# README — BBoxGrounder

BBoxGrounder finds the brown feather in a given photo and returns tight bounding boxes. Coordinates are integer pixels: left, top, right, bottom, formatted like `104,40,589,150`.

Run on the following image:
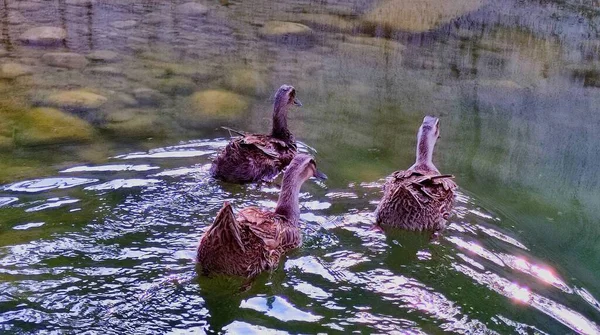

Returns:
197,206,301,278
210,134,296,183
376,169,457,232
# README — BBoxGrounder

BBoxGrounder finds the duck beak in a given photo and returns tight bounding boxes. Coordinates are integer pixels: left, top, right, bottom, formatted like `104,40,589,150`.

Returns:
314,169,327,180
293,98,302,107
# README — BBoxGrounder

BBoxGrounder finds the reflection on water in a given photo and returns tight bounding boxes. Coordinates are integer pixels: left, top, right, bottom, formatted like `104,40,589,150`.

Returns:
1,0,600,333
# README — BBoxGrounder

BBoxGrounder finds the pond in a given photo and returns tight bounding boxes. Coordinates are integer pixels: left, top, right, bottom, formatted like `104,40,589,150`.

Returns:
1,0,600,333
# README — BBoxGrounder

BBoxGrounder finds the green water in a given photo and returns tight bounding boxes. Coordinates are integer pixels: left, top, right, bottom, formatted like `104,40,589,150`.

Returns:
1,0,600,333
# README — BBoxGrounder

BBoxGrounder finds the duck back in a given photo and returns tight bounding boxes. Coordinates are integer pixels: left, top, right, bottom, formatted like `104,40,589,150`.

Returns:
198,204,300,278
375,170,457,231
211,134,296,183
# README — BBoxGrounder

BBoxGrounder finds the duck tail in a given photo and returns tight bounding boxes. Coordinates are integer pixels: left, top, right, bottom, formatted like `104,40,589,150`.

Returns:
207,202,245,253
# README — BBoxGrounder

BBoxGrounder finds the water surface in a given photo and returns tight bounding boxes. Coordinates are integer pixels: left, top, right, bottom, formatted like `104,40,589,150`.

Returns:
1,0,600,334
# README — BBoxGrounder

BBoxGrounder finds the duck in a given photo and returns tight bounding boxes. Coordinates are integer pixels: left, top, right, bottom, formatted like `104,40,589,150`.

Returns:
198,154,326,278
375,116,457,232
210,84,302,183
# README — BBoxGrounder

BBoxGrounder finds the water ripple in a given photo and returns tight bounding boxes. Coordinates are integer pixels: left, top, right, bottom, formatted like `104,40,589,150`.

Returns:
84,179,161,191
3,178,98,193
61,164,160,173
240,296,322,322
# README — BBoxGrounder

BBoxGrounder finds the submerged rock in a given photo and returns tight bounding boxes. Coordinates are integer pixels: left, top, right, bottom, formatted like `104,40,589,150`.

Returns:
16,107,94,146
224,68,267,96
114,93,138,107
362,0,482,33
144,13,166,25
9,1,42,11
88,66,122,76
189,90,248,119
42,52,88,69
477,79,523,90
176,2,209,16
8,12,28,25
86,50,119,62
156,77,196,96
0,50,7,57
44,90,108,111
132,88,164,106
259,21,314,46
19,26,67,46
343,35,406,51
110,20,138,29
66,0,97,6
0,63,33,79
0,135,13,149
102,109,164,138
296,13,356,33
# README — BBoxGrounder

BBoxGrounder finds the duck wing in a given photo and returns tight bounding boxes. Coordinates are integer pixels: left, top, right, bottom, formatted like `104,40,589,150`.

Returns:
241,135,280,158
238,208,300,251
205,202,245,253
237,208,285,251
387,170,457,202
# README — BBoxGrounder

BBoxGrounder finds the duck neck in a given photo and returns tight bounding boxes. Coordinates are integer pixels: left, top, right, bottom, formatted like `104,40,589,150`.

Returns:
271,103,292,142
274,173,304,226
413,135,437,172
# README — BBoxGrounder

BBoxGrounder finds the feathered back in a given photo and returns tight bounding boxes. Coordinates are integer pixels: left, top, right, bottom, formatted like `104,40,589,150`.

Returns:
376,170,457,232
197,203,301,278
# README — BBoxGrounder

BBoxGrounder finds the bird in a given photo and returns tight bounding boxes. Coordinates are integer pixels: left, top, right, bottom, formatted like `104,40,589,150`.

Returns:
210,85,302,183
375,116,457,233
198,154,327,278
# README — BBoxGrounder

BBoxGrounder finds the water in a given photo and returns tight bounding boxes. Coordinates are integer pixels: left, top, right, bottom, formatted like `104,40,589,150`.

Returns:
1,0,600,333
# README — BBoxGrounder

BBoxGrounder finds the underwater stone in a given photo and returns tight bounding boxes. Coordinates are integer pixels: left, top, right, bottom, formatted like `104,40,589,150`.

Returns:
259,21,314,45
19,26,67,46
156,77,196,96
7,12,28,25
0,50,7,57
45,90,108,111
16,107,94,146
86,50,119,62
176,2,209,16
189,90,248,118
343,36,406,51
110,20,138,29
0,63,33,79
102,110,164,138
296,14,356,33
144,13,166,25
362,0,482,33
42,52,88,69
114,93,138,107
88,66,122,76
477,79,523,90
8,1,42,11
224,68,267,96
0,135,13,149
132,88,164,106
65,0,97,6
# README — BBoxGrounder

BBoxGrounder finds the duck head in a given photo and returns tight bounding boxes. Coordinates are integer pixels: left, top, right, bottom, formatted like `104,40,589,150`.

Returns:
275,154,326,223
286,153,327,182
274,84,302,108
